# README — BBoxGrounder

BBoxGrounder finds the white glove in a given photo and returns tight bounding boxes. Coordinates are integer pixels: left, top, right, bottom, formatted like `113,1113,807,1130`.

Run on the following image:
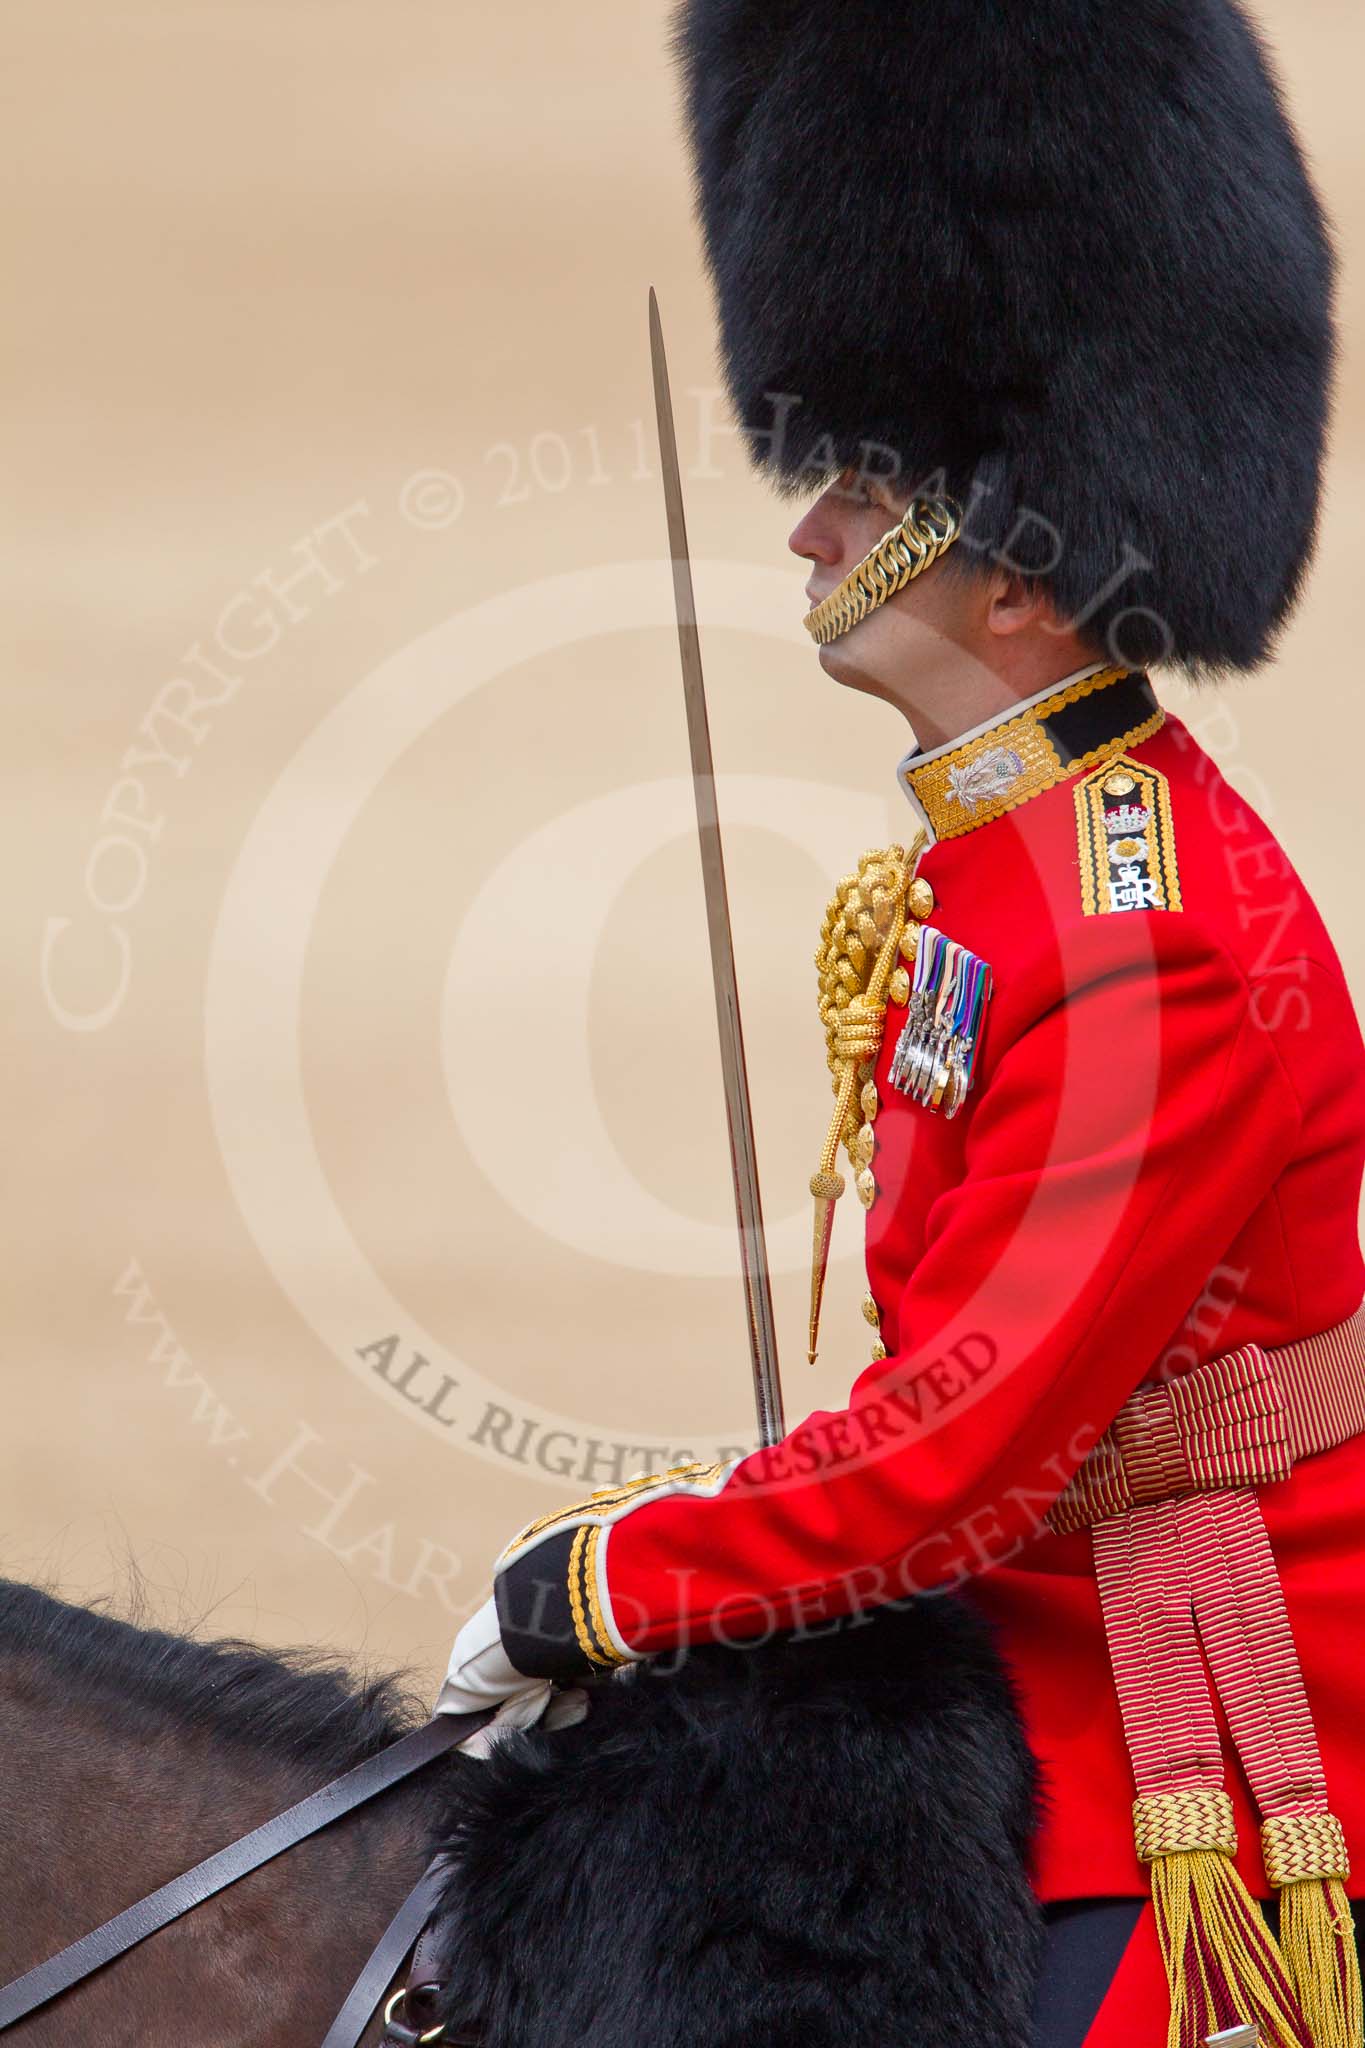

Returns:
434,1594,588,1759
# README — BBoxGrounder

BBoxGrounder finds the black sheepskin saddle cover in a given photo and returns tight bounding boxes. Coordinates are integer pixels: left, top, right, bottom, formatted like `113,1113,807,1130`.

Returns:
427,1595,1043,2046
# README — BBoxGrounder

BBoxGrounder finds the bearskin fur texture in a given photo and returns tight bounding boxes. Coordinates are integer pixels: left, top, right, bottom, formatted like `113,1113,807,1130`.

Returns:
427,1596,1042,2047
669,0,1335,673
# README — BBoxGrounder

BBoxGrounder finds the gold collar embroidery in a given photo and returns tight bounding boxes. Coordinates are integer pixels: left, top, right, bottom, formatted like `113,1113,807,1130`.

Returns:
898,666,1164,842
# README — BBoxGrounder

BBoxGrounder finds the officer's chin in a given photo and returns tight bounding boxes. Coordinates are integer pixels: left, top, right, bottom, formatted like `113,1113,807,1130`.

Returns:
816,633,888,704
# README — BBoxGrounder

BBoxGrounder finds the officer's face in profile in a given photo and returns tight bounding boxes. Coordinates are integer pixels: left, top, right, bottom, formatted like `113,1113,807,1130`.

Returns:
787,467,1098,751
788,465,979,690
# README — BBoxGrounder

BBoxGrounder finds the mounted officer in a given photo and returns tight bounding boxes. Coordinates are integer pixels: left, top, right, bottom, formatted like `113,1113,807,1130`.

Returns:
439,2,1365,2041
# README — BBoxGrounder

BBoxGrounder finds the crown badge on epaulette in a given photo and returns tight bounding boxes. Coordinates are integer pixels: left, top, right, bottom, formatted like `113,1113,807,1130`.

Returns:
1075,755,1183,918
1105,801,1152,837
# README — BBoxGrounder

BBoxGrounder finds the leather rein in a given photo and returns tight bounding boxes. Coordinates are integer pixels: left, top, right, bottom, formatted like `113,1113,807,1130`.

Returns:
0,1706,495,2045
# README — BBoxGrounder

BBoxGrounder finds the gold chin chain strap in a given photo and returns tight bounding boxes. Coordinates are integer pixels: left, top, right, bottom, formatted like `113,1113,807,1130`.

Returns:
808,834,931,1364
803,495,963,647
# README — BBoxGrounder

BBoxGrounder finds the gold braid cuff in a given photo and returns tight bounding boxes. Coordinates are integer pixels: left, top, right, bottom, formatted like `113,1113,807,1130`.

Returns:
567,1525,626,1670
803,496,962,646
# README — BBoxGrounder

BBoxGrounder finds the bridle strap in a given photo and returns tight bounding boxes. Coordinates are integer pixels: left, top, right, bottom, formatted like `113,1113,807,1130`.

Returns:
320,1855,452,2048
373,1865,479,2048
0,1710,491,2032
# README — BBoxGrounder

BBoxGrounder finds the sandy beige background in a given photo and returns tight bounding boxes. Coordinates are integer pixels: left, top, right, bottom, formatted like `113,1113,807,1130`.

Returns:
6,2,1365,1704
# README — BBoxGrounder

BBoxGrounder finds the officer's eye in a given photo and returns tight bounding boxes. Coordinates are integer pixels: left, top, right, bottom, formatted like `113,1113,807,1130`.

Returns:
834,467,893,514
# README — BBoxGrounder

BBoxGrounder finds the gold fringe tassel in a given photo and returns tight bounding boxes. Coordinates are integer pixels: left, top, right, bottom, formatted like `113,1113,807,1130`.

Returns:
1264,1814,1363,2048
1137,1792,1315,2048
1279,1880,1362,2048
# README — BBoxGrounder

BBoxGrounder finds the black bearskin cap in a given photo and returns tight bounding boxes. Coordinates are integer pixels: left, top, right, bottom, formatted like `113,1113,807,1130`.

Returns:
669,0,1336,672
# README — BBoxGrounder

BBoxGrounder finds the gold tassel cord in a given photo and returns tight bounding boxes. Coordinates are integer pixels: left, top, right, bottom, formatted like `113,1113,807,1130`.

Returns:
1149,1853,1316,2048
1263,1813,1363,2048
1137,1791,1316,2048
1279,1880,1362,2048
808,835,926,1365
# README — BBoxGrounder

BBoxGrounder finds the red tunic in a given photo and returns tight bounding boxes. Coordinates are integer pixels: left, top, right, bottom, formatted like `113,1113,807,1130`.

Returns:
497,685,1365,1905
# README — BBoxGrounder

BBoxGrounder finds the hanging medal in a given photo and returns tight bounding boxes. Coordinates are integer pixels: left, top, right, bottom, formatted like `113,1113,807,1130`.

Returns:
888,926,992,1117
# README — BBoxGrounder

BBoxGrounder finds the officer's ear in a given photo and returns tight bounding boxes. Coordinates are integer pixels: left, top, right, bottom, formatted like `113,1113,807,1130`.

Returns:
982,569,1054,640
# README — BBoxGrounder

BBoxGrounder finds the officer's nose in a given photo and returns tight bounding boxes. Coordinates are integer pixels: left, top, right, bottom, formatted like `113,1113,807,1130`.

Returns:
788,470,857,572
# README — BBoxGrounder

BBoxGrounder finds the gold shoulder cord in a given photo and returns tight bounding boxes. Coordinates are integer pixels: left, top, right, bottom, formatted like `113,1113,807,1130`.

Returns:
808,836,930,1363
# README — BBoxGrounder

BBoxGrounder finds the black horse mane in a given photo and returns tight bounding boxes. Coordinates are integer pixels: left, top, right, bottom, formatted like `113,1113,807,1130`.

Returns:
0,1577,424,1777
0,1578,1047,2043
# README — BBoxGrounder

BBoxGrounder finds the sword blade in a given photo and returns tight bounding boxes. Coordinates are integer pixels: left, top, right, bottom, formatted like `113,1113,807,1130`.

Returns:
648,285,786,1449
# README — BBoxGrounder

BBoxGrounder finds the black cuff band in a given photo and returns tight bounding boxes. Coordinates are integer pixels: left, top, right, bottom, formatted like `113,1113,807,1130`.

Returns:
495,1529,603,1684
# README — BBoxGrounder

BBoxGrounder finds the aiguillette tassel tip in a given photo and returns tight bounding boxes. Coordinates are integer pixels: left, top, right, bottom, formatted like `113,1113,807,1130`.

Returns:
808,1171,844,1364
